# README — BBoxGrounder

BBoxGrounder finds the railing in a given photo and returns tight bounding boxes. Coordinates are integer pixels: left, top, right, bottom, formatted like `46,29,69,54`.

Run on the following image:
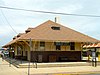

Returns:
2,55,38,68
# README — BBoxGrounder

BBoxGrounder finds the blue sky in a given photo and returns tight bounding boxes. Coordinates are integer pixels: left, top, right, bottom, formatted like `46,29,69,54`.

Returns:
0,0,100,46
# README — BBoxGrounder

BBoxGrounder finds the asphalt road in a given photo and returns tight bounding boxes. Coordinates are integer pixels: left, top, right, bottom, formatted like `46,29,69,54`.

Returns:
82,73,100,75
31,73,100,75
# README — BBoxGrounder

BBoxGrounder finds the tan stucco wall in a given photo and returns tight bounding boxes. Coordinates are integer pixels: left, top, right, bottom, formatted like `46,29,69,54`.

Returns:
45,42,81,51
75,42,82,51
31,42,82,51
15,41,82,61
45,42,55,51
97,48,100,52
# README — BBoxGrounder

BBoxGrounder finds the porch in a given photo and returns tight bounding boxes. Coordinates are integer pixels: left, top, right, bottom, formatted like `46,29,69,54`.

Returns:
4,57,92,68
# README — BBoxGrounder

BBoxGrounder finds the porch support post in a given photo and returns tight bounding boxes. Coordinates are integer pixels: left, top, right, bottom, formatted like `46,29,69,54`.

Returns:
14,43,17,56
51,41,54,51
33,41,36,51
22,40,30,61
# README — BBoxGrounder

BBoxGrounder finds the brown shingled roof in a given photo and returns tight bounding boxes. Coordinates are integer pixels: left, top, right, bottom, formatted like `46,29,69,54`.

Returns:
3,20,99,48
19,20,99,42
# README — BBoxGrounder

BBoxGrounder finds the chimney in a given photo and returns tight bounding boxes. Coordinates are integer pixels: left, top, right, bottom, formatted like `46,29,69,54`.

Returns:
55,17,60,23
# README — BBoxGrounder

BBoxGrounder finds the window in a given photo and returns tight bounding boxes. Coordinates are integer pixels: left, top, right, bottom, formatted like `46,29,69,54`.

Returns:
54,42,70,46
54,42,61,46
56,45,61,50
40,42,45,47
70,42,75,50
40,42,45,50
54,42,61,50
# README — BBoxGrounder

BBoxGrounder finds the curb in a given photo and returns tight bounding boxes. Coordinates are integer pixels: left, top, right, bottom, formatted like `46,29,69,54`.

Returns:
30,71,100,75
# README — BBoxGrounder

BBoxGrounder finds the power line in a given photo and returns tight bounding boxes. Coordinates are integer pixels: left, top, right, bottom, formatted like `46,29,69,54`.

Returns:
0,9,17,34
0,6,100,18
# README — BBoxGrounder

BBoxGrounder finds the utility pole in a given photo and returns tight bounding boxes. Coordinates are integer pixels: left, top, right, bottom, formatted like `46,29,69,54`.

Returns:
28,38,32,75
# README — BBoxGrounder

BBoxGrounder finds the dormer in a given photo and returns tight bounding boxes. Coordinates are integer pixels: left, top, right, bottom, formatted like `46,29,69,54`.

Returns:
13,36,17,40
25,27,33,33
17,33,24,38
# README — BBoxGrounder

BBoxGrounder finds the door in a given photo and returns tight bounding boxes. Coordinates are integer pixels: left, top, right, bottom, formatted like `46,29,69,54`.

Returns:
38,55,42,62
49,55,56,62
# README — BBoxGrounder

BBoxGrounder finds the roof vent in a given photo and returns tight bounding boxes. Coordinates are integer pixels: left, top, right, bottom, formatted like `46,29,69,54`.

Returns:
51,26,60,30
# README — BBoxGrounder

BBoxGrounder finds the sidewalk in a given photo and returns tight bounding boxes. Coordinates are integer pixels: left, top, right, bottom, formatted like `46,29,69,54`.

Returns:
0,58,100,75
28,66,100,75
0,58,27,75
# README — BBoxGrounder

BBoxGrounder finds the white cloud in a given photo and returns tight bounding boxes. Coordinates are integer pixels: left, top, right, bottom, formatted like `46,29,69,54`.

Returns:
0,25,16,35
55,4,83,14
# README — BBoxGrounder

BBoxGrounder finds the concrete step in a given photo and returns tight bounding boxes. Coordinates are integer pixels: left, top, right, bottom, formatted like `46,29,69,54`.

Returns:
35,63,90,68
15,62,91,68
